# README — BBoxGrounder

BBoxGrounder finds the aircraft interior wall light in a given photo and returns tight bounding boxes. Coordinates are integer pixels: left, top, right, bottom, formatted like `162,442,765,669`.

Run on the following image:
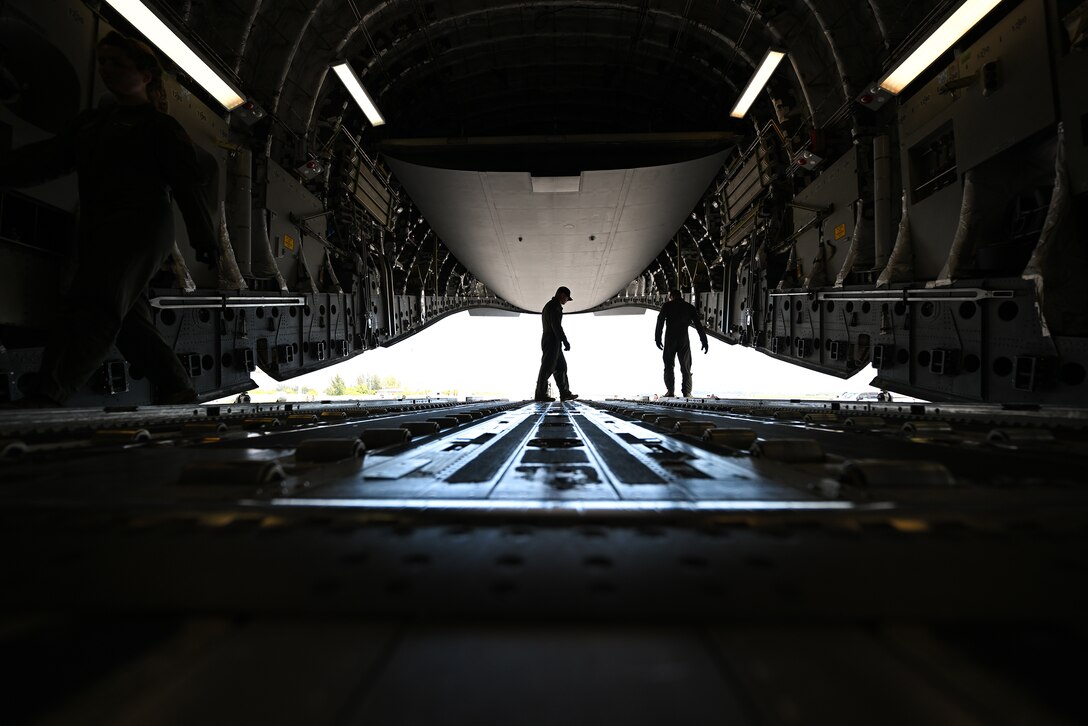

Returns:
103,0,245,110
332,62,386,127
878,0,1004,94
730,49,787,119
297,159,325,180
234,101,265,125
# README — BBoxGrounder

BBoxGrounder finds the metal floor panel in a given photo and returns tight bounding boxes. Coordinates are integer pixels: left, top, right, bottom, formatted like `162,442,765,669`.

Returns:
19,618,1067,726
1,397,1086,724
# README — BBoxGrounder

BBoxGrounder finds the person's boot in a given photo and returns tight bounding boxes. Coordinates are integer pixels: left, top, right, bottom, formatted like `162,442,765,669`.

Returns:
552,371,575,401
533,384,554,402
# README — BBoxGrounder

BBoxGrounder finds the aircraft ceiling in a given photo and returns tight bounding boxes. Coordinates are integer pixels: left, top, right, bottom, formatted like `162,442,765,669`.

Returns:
174,0,935,138
158,0,942,308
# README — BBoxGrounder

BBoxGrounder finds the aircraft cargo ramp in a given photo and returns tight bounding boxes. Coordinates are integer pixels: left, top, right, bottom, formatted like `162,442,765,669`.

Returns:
1,397,1085,725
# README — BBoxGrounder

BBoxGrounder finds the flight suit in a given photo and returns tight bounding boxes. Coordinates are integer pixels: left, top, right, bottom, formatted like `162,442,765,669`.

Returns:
535,296,572,399
0,103,217,403
655,298,709,397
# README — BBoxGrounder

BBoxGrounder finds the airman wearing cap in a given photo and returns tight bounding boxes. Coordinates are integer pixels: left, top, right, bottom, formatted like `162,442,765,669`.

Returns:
534,286,578,402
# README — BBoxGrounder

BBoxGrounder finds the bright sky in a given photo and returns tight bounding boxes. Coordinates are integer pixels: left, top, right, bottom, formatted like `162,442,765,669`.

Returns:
250,309,888,400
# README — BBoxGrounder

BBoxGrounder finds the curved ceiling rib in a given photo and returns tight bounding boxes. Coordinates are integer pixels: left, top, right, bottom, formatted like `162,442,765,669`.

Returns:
151,0,907,321
265,0,327,157
170,0,902,147
798,0,854,106
231,0,265,75
348,2,763,80
865,0,892,49
317,1,781,137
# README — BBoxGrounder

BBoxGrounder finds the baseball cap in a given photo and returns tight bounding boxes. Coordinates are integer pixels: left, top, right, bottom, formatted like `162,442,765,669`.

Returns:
556,286,573,300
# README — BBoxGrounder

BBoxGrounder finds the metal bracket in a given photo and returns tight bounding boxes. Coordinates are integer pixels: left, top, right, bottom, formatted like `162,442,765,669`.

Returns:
930,349,959,376
873,344,894,369
1014,356,1051,391
938,72,978,95
150,296,307,310
236,348,256,372
770,288,1016,303
101,360,129,394
178,354,202,378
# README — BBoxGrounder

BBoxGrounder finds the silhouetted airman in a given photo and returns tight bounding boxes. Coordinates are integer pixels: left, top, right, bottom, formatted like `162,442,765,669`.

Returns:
534,286,578,402
655,288,709,398
0,32,218,406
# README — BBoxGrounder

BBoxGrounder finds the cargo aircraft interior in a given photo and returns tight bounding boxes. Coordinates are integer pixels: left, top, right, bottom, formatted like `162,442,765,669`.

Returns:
1,0,1087,723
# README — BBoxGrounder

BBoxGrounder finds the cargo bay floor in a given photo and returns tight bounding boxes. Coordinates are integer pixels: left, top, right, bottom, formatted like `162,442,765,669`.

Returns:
1,397,1085,725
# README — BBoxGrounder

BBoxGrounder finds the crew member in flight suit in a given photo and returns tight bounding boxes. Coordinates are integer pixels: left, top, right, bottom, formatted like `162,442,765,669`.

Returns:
534,286,578,402
0,31,218,406
655,288,709,398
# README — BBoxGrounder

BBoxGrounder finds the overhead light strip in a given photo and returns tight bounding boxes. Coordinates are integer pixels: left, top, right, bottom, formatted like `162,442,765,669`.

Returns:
104,0,245,110
879,0,1004,94
730,49,786,119
332,62,386,127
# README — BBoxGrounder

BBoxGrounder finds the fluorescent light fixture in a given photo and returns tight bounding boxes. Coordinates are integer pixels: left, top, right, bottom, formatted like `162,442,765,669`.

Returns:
103,0,245,110
730,49,786,119
332,62,386,127
879,0,1003,94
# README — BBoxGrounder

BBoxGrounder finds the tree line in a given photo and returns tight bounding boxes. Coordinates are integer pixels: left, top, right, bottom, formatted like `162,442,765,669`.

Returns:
323,374,460,397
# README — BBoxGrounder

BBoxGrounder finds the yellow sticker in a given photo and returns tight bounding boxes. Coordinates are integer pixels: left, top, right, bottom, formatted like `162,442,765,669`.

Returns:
834,223,847,240
283,234,296,251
